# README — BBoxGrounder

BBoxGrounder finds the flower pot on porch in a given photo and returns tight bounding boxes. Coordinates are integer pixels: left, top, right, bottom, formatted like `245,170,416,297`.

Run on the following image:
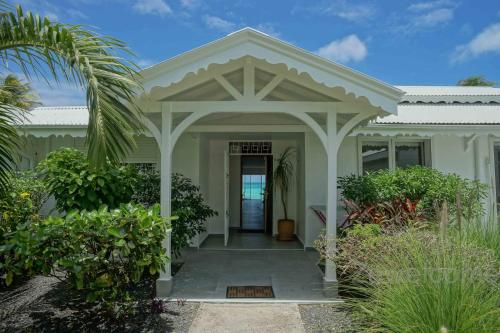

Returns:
277,219,295,241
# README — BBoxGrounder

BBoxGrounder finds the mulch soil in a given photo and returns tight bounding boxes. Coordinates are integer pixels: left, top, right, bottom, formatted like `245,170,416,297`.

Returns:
0,264,199,333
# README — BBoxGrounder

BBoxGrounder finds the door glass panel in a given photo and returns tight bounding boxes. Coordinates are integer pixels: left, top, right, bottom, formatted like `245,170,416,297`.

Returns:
362,141,389,173
241,157,266,231
395,142,424,168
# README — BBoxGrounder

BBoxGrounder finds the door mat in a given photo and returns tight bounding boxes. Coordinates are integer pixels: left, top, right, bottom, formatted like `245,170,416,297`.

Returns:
226,286,275,298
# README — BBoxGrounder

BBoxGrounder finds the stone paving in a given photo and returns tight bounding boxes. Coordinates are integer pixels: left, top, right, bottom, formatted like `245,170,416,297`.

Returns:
189,303,305,333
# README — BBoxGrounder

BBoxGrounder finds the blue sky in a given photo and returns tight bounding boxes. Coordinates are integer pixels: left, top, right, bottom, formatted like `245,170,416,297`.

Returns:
13,0,500,105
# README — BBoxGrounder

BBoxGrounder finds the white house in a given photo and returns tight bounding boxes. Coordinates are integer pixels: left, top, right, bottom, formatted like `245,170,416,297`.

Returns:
15,28,500,297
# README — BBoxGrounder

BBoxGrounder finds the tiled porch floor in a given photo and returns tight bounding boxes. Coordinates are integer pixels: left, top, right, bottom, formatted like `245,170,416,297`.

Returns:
200,231,304,250
170,249,334,301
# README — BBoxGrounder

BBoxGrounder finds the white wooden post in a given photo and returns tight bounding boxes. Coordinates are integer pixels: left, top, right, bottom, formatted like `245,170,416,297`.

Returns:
156,102,173,297
325,110,338,283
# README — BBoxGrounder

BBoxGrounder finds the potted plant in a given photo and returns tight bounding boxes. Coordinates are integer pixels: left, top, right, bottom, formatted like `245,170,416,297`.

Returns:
274,147,295,240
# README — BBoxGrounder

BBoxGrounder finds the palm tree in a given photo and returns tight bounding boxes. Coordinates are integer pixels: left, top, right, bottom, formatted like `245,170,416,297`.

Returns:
0,74,38,109
457,76,496,87
0,2,143,190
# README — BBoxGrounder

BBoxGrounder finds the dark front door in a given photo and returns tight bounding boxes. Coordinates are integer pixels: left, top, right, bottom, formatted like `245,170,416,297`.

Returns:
240,156,269,232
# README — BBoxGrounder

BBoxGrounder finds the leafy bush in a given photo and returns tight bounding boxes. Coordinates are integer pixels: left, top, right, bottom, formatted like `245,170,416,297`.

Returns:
345,225,500,333
339,166,487,226
37,148,137,212
171,173,217,256
132,170,217,256
0,204,170,311
0,171,47,243
131,168,160,207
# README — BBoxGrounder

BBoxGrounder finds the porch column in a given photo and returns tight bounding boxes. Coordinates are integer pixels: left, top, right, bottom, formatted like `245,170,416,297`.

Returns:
325,110,338,283
474,135,493,218
156,103,173,297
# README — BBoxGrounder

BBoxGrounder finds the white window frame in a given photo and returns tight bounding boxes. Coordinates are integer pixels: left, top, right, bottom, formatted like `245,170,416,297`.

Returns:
357,136,431,174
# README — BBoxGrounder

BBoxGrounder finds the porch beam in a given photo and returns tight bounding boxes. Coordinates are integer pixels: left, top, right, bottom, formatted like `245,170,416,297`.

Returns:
325,110,338,284
156,102,173,297
169,101,333,113
243,60,255,98
335,111,378,153
167,101,369,113
169,105,328,152
214,74,243,100
141,115,162,147
186,125,310,133
255,73,285,100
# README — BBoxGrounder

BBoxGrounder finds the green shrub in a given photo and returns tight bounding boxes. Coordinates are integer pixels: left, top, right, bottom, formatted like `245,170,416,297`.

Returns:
0,203,170,310
0,171,47,245
132,170,217,256
339,166,487,225
171,173,217,256
37,148,137,212
131,168,160,207
345,225,500,333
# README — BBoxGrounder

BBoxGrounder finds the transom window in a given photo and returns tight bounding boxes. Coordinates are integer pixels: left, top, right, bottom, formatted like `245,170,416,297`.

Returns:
229,141,272,155
359,138,430,174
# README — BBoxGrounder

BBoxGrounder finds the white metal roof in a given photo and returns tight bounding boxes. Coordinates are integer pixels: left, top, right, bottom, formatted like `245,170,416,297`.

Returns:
397,86,500,96
20,106,88,126
21,102,500,127
376,104,500,125
397,86,500,104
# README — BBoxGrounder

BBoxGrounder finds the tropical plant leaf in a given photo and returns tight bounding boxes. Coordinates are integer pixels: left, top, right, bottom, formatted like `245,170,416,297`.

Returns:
0,4,144,170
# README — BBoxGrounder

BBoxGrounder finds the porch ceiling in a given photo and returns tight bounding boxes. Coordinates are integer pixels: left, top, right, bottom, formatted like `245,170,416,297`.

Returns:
162,59,341,103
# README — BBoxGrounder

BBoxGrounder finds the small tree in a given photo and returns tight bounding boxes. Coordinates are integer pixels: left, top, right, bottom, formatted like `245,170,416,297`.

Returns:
132,170,217,256
457,76,496,87
273,147,295,220
37,148,137,212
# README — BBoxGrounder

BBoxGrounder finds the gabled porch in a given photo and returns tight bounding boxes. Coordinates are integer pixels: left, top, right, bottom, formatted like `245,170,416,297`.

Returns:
136,28,403,298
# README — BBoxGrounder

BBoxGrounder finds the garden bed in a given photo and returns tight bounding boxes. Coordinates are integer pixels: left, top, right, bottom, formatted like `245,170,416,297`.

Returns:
0,275,198,333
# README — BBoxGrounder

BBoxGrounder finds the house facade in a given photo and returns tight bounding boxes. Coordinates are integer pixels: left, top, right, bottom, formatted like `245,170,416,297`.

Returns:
16,29,500,296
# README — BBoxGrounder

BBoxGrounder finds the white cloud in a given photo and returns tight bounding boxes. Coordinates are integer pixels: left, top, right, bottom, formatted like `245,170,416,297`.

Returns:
408,0,455,12
16,0,89,21
316,35,367,63
203,15,235,32
413,8,454,27
180,0,201,10
254,23,281,38
66,8,88,19
334,4,376,22
295,1,376,22
24,76,85,106
133,0,172,16
452,23,500,63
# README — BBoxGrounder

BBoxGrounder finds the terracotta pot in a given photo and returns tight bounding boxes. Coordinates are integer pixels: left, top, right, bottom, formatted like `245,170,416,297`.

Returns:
277,219,295,241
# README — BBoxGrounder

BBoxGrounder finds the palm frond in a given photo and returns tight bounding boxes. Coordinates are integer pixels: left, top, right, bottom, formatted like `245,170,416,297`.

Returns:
0,5,144,167
0,103,22,192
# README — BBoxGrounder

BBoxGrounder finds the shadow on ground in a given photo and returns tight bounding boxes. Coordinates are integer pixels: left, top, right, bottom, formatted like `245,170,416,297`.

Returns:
0,272,197,333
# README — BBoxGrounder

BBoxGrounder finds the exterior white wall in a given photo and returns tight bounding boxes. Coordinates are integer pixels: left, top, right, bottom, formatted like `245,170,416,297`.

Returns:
172,133,199,183
431,135,475,179
304,132,327,247
229,155,241,228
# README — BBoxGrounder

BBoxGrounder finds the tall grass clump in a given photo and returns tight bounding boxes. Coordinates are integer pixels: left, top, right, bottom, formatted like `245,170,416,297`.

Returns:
348,222,500,333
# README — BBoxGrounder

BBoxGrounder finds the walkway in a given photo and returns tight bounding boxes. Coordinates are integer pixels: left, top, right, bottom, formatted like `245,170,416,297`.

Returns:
171,249,334,301
189,303,305,333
